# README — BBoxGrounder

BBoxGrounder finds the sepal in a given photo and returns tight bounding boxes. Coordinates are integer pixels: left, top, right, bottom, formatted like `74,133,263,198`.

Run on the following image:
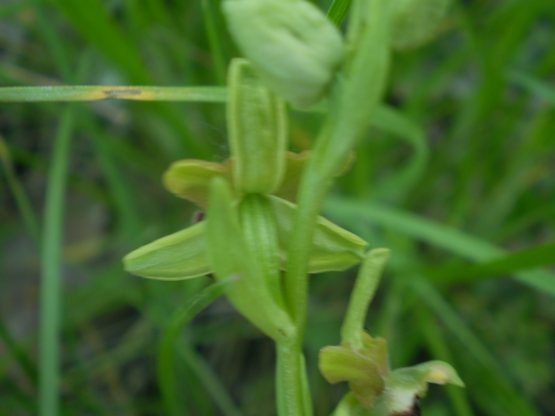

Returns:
123,222,210,280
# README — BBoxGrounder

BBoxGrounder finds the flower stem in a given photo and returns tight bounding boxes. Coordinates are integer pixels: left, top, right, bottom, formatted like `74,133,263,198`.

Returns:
276,341,309,416
341,248,390,348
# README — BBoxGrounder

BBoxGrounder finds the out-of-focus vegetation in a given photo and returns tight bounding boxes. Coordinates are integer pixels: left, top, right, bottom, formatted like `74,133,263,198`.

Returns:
0,0,554,415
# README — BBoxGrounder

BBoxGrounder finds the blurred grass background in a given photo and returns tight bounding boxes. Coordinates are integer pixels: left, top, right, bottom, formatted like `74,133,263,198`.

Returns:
1,0,554,415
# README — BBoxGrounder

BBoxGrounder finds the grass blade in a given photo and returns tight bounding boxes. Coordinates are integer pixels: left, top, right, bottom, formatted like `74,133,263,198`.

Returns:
177,345,243,416
0,85,227,102
0,136,40,243
370,106,429,201
325,197,555,297
157,278,238,416
430,240,555,284
327,0,352,26
413,278,540,416
507,70,555,107
0,319,37,386
39,106,76,416
417,309,474,416
202,0,227,84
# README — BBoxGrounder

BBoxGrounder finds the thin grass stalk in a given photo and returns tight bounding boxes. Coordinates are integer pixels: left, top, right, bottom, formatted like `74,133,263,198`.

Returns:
39,106,76,416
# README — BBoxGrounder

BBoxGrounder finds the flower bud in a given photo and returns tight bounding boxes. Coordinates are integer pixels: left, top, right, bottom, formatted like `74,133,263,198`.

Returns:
223,0,345,107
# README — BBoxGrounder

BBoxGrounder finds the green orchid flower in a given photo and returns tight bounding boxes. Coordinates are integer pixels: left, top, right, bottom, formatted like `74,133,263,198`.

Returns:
320,332,464,415
123,58,368,341
123,149,366,281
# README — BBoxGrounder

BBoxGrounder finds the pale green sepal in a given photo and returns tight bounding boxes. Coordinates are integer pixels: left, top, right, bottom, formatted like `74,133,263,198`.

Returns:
227,59,287,194
223,0,345,107
389,0,452,51
123,222,210,280
205,178,295,342
162,151,353,208
269,196,367,272
163,159,230,208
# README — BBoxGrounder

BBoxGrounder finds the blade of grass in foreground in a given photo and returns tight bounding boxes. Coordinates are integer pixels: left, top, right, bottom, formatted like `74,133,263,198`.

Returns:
413,278,540,416
507,69,555,107
327,0,352,26
429,240,555,284
0,136,40,244
417,309,473,416
39,106,76,416
0,85,227,102
157,278,241,416
325,197,555,297
202,0,227,84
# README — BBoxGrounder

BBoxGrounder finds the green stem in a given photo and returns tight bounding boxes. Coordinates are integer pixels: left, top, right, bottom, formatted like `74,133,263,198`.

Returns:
276,341,308,416
39,106,75,416
283,168,329,332
280,150,333,416
341,249,390,348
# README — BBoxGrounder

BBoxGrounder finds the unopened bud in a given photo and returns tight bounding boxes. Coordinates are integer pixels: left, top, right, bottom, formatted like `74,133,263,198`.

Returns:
223,0,345,107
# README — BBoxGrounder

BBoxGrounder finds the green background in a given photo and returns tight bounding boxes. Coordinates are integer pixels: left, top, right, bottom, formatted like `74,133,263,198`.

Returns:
1,0,554,415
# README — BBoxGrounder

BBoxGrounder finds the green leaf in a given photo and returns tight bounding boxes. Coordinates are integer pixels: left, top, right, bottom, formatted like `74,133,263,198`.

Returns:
227,59,287,193
123,223,210,280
